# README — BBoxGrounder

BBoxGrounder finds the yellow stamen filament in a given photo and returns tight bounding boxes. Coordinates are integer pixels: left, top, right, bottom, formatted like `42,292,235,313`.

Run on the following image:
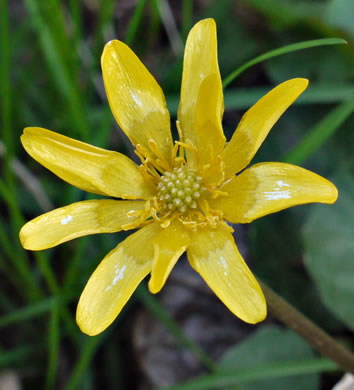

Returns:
133,134,230,232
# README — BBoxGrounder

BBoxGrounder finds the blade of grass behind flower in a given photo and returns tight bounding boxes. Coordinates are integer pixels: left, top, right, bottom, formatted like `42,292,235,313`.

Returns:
0,293,79,354
154,0,184,56
23,0,89,140
69,0,83,49
0,0,12,155
0,216,28,294
244,0,325,26
0,0,33,301
283,98,354,165
125,0,147,46
136,285,217,372
182,0,193,41
222,38,347,88
64,334,106,390
0,298,57,328
162,358,338,390
63,236,90,287
46,300,60,390
91,1,116,65
104,342,123,390
0,345,36,367
0,178,42,299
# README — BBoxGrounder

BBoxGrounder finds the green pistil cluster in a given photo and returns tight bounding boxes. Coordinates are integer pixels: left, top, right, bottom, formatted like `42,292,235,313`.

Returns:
157,167,204,213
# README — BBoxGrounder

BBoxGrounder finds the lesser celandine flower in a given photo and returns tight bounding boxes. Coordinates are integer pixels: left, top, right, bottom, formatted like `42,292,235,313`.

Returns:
20,19,338,336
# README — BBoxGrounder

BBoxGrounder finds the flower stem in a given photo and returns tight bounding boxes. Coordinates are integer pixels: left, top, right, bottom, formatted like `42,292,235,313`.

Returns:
259,280,354,372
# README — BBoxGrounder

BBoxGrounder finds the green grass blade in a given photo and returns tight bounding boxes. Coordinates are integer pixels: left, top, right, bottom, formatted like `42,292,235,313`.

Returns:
64,335,105,390
0,0,33,299
125,0,147,46
181,0,193,41
0,298,55,328
222,38,347,89
91,2,116,64
0,345,35,367
69,0,83,48
0,294,75,328
136,285,216,371
23,0,89,139
0,179,42,299
46,300,60,390
283,98,354,165
0,0,12,155
163,358,338,390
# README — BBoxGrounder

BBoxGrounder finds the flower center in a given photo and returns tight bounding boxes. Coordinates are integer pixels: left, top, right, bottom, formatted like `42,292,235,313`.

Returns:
157,166,205,213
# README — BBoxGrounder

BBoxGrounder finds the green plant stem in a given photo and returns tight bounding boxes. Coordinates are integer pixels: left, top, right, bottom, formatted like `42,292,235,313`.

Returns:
222,38,347,88
259,280,354,372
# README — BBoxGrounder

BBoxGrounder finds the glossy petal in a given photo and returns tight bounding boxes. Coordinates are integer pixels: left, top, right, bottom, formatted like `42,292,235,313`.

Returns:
188,228,266,323
102,40,173,164
178,19,225,166
21,127,155,199
20,200,147,250
222,79,309,179
213,162,338,223
148,220,191,294
77,222,161,336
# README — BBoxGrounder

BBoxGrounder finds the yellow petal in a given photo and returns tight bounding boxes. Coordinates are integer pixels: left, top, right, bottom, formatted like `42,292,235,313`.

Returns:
148,220,191,294
20,199,147,250
178,19,225,166
21,127,155,199
102,40,173,164
213,162,338,223
188,228,266,323
76,222,161,336
222,79,309,179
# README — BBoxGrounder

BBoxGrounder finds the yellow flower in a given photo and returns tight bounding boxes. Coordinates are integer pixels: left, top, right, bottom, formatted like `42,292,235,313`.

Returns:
20,19,338,336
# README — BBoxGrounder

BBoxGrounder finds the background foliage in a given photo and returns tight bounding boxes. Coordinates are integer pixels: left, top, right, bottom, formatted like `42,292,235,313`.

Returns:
0,0,353,389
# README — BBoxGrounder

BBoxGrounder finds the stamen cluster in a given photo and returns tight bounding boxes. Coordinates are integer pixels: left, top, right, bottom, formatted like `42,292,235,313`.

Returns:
157,167,204,213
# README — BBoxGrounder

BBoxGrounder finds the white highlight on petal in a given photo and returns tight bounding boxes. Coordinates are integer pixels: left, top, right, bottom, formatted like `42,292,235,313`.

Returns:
61,215,72,225
264,191,291,200
131,92,142,106
218,255,229,276
113,265,127,285
276,180,290,187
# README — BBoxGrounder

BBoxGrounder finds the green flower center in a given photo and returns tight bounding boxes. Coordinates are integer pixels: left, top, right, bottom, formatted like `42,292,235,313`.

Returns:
157,167,205,213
